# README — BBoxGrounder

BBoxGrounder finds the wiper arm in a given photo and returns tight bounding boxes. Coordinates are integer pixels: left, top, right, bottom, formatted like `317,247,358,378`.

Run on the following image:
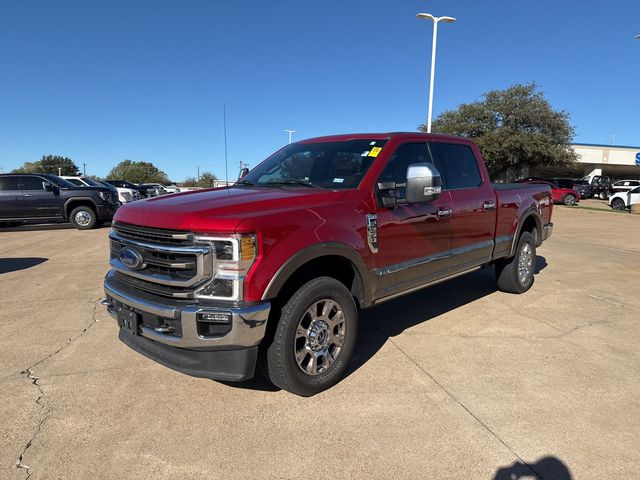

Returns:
235,179,255,186
266,179,325,189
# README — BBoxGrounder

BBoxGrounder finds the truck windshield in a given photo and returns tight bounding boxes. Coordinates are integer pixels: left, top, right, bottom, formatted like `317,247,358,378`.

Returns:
241,139,388,189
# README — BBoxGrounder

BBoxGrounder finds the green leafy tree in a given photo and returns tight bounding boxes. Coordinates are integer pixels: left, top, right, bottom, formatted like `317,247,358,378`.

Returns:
12,155,80,175
180,171,218,188
106,160,169,184
421,83,578,178
198,171,218,188
181,177,199,187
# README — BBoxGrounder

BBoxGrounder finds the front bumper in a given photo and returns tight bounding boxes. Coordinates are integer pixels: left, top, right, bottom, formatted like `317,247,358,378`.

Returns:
97,203,119,220
103,271,270,381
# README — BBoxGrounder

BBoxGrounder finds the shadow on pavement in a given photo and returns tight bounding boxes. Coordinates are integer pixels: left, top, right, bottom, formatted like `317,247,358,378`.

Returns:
0,221,111,232
225,256,547,393
0,257,48,274
493,456,572,479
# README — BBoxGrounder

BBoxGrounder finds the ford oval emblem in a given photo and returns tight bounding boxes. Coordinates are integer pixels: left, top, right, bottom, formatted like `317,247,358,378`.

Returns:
120,247,145,270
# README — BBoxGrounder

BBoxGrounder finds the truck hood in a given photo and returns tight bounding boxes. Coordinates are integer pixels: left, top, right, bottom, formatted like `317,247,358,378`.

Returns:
113,186,346,232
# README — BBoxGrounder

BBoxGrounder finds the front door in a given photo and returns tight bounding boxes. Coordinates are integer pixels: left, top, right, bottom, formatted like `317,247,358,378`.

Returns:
20,176,60,218
374,141,452,300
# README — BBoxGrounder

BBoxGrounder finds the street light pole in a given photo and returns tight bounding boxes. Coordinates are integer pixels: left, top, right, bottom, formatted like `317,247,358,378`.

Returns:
284,129,297,144
416,13,456,133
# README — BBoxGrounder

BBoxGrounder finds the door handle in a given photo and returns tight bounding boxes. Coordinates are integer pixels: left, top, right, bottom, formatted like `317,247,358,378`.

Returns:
24,193,33,197
483,201,496,211
437,207,452,218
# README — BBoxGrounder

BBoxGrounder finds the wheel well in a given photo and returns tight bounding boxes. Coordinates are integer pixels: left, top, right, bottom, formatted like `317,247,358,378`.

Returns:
273,255,364,310
519,214,540,246
65,200,96,219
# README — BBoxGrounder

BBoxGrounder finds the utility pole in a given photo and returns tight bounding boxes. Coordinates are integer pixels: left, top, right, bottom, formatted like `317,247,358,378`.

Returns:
197,165,200,183
58,167,62,176
83,163,86,176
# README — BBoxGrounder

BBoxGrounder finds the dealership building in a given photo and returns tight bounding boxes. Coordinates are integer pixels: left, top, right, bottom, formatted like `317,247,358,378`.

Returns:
572,143,640,181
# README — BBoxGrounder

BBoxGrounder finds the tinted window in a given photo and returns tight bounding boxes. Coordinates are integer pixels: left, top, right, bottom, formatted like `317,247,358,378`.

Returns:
0,177,22,190
631,187,640,194
243,139,387,189
378,142,438,186
433,142,482,190
21,177,48,190
66,178,84,186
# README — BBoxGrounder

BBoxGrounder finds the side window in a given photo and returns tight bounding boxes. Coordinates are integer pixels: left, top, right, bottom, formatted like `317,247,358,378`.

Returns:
66,178,84,186
631,187,640,194
0,177,22,190
378,142,437,186
433,142,482,190
21,177,47,191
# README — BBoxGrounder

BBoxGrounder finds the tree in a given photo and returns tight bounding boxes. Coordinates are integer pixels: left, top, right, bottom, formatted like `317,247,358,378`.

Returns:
198,171,218,188
180,171,218,188
421,83,578,179
12,155,80,176
106,160,169,184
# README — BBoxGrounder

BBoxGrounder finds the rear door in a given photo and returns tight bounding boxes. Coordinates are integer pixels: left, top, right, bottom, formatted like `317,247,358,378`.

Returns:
21,176,60,218
374,140,452,300
431,141,497,275
0,177,23,218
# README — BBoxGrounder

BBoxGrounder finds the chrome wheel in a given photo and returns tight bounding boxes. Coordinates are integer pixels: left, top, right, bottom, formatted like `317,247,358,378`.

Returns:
517,242,533,285
294,298,346,376
75,210,92,226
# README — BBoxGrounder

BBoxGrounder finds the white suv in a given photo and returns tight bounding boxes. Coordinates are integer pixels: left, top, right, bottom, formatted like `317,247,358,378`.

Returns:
609,186,640,210
61,176,139,204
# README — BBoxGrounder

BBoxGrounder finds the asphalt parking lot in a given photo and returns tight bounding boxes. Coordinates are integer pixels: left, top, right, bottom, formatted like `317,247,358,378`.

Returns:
1,207,639,479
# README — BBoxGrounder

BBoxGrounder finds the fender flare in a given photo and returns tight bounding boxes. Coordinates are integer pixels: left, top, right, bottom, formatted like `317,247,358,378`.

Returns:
509,209,543,257
63,197,99,219
261,242,373,307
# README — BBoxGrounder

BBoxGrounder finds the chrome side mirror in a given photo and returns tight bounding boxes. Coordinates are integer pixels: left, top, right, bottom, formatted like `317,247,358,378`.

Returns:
406,163,442,204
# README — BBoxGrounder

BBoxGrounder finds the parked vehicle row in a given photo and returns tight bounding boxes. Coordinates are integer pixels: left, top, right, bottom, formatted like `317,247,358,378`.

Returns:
0,173,119,229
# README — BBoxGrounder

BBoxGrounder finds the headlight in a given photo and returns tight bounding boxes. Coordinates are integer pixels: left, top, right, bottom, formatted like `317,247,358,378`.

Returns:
122,192,132,201
98,191,109,201
194,234,257,302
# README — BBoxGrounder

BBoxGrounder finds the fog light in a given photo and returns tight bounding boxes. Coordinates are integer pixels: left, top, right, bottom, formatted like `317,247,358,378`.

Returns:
197,311,232,324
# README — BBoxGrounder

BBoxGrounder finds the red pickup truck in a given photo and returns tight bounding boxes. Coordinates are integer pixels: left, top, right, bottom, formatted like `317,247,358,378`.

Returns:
103,133,553,396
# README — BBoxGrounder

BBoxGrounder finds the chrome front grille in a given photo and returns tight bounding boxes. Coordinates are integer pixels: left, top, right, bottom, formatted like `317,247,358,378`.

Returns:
109,223,213,298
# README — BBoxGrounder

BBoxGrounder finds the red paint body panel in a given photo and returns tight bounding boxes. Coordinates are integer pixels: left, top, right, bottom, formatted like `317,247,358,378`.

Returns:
113,133,553,304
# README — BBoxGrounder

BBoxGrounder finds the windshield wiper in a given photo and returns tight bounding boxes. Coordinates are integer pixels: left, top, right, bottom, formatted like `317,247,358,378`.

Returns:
235,179,256,186
266,179,325,189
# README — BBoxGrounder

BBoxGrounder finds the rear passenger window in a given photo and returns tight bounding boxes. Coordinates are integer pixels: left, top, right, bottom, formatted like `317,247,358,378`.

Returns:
0,177,22,190
433,142,482,190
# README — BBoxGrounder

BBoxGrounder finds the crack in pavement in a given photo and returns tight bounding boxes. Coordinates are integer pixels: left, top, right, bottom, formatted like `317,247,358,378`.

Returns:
13,297,103,479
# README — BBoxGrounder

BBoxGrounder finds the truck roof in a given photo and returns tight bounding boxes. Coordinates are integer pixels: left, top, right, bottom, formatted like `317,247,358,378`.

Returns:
298,132,470,144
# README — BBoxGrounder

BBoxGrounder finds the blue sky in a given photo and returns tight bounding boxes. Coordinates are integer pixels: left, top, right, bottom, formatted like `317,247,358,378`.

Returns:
1,0,638,181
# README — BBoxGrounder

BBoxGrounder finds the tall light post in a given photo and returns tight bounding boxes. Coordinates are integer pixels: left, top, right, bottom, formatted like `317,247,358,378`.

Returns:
416,13,456,133
284,129,297,144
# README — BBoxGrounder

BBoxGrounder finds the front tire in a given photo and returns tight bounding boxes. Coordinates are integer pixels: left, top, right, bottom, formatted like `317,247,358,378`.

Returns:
266,276,357,396
495,231,536,294
598,191,608,200
562,194,577,206
611,198,625,211
69,206,97,230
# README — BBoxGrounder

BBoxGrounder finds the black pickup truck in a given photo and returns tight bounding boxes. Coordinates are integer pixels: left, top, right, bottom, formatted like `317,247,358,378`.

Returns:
0,173,118,229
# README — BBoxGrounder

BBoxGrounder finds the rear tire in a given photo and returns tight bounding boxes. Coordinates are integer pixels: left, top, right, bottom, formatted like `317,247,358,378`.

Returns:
598,191,607,200
562,194,576,206
495,231,536,294
69,206,97,230
266,276,357,396
611,198,625,211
